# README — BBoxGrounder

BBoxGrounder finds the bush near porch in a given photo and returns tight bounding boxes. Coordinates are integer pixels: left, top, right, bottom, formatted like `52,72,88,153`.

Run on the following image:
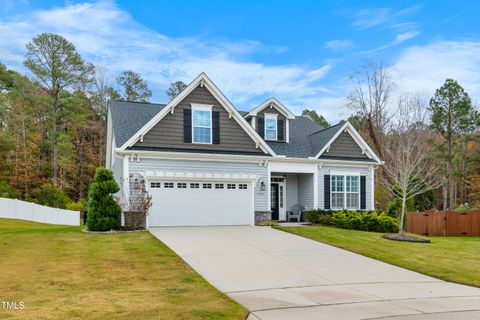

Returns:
306,209,398,233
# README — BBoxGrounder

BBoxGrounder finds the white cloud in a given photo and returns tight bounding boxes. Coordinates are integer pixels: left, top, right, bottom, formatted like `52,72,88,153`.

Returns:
325,39,354,50
393,40,480,103
0,1,334,113
352,6,420,30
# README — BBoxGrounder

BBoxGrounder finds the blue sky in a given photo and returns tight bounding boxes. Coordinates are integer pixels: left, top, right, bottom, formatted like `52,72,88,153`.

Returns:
1,0,479,122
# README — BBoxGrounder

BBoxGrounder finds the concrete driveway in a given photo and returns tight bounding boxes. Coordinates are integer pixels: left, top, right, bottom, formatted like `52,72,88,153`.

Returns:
149,226,480,320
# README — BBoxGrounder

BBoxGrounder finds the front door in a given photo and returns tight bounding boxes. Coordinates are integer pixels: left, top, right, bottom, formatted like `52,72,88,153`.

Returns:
271,184,279,220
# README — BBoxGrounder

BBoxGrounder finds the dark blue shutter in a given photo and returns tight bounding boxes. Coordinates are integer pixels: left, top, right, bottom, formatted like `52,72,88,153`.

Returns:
258,117,265,138
277,119,284,141
212,111,220,144
324,175,331,209
360,176,366,210
183,109,192,143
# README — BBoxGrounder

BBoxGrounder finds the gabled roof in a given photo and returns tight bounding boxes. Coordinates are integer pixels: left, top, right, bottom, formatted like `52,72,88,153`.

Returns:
266,116,323,158
312,121,382,163
117,73,276,156
110,100,166,147
247,97,296,119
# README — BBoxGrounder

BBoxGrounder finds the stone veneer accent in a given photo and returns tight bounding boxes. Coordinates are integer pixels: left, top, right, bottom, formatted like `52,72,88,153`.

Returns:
255,211,272,225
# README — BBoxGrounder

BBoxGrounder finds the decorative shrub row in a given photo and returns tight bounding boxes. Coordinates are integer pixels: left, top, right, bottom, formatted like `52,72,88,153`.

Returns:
331,210,398,233
306,209,398,233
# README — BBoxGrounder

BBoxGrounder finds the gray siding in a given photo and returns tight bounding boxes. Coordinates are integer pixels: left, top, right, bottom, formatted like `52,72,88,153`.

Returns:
321,131,369,159
128,158,269,211
135,85,262,154
256,107,287,142
285,173,299,211
111,155,123,184
318,165,373,210
298,173,314,209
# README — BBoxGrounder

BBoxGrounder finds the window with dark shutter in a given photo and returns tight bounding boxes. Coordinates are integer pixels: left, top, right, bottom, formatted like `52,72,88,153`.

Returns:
324,175,331,209
277,119,284,141
258,117,265,138
212,111,220,144
183,109,192,143
360,176,366,210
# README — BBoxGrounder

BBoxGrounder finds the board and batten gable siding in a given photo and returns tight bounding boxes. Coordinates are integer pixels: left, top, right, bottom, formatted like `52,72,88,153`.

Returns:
256,107,286,142
285,173,299,212
134,85,262,154
298,173,314,209
318,165,373,210
321,131,369,159
128,158,269,211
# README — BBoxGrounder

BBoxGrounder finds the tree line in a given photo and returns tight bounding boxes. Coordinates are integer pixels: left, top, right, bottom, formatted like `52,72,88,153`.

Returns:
0,33,479,213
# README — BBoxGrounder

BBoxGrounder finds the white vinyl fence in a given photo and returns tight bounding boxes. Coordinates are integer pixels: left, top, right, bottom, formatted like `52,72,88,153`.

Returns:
0,197,80,226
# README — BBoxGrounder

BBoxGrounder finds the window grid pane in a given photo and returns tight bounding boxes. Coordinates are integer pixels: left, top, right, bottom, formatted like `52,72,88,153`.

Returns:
265,129,276,140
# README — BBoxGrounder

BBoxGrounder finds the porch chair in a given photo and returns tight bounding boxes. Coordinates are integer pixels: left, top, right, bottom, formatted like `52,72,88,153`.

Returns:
287,204,306,222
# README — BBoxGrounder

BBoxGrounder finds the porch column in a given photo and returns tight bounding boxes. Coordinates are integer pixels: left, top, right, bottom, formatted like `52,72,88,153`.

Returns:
370,166,375,210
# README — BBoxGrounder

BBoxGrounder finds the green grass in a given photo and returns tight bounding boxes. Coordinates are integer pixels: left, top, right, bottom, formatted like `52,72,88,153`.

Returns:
276,225,480,288
0,218,246,320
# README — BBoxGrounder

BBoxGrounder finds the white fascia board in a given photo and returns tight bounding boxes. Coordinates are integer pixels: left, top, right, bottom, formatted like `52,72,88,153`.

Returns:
247,97,296,119
313,121,382,164
118,73,277,157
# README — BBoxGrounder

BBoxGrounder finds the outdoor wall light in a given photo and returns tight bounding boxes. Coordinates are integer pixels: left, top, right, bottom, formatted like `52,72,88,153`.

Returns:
260,181,266,191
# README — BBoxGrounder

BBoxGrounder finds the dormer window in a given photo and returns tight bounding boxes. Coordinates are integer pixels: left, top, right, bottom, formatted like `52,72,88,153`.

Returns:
265,114,278,141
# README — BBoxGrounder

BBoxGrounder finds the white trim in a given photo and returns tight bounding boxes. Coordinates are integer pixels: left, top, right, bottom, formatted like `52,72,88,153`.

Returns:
313,168,318,208
371,166,375,210
313,121,382,164
122,155,130,205
118,73,276,156
247,97,296,119
191,104,213,144
264,113,278,141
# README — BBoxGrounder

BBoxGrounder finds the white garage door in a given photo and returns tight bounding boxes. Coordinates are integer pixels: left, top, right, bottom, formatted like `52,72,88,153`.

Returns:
148,180,253,226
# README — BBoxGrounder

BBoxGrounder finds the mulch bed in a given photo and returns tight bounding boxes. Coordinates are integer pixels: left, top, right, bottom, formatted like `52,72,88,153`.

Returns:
383,233,430,243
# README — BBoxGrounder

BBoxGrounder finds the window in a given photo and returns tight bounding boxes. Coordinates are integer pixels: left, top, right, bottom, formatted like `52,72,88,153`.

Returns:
203,183,212,189
265,114,277,140
177,183,187,189
331,175,360,210
190,183,199,189
164,182,174,188
346,176,359,209
239,184,248,190
227,183,236,189
192,106,212,144
215,183,224,189
150,182,161,188
331,175,344,209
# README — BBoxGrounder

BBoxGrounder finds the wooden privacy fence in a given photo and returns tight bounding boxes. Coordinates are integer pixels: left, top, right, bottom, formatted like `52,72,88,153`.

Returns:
406,211,480,236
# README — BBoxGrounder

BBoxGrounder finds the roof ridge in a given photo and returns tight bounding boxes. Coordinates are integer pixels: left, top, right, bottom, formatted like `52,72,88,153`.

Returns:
309,120,345,136
112,99,167,106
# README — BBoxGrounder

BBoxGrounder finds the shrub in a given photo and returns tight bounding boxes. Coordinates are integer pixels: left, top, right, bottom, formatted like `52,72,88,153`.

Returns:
455,203,470,213
87,168,121,231
331,210,398,233
306,209,333,225
31,183,71,208
0,182,20,199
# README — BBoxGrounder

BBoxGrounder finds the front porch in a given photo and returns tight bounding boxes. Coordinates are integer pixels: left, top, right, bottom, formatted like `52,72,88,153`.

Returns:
269,172,316,222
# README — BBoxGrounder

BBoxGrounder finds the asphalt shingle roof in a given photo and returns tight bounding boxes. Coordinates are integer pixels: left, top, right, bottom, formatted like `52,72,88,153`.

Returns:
110,100,166,147
109,100,348,159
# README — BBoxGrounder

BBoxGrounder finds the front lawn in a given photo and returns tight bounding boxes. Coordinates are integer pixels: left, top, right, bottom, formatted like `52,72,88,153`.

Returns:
0,218,246,319
276,225,480,287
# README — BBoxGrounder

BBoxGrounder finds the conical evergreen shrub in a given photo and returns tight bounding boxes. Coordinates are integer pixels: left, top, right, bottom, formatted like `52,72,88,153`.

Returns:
87,168,121,231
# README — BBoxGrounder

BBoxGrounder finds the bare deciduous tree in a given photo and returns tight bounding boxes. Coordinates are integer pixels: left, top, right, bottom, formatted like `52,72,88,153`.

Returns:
383,94,441,234
347,61,395,161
